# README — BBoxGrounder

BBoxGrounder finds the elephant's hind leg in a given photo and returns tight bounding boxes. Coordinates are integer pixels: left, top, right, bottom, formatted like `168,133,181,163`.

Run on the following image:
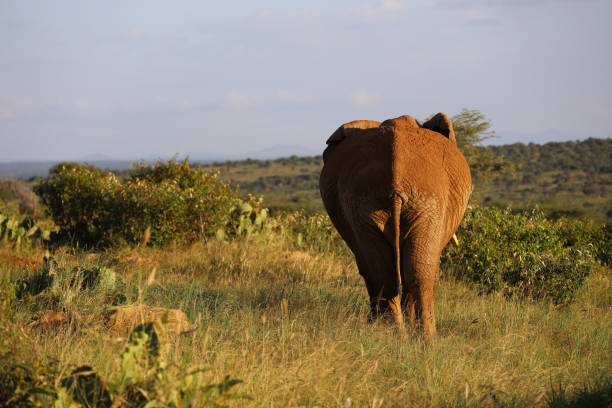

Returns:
402,240,440,340
354,226,404,328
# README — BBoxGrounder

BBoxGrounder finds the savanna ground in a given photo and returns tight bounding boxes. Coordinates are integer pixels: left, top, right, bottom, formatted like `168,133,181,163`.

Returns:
1,225,610,407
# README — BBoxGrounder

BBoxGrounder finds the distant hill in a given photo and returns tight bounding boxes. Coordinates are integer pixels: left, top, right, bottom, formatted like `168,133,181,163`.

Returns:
0,144,320,179
473,138,611,221
0,160,136,179
489,138,611,175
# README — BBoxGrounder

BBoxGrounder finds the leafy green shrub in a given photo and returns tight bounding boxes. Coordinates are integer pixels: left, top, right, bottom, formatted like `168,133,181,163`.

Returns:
70,266,118,292
0,212,51,247
592,223,612,265
34,159,249,247
217,195,270,240
14,257,58,299
442,206,597,303
12,257,126,319
116,323,250,407
278,211,349,255
556,219,611,266
33,163,118,246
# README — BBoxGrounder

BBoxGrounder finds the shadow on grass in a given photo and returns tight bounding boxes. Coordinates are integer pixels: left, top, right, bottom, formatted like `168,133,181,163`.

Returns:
547,378,611,408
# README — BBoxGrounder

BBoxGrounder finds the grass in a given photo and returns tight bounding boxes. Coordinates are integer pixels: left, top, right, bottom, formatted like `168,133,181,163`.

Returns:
1,231,611,407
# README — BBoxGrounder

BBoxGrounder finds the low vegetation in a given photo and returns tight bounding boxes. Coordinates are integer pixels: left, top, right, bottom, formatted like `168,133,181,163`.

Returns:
442,206,609,304
0,212,52,248
33,160,267,247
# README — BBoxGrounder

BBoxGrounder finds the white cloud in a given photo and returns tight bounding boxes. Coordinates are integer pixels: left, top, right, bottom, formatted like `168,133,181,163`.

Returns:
435,0,596,8
0,109,15,120
225,91,261,109
179,99,196,109
255,10,332,49
15,99,37,109
354,0,405,22
277,90,315,104
462,9,499,25
73,99,90,111
127,28,145,39
349,90,379,108
379,0,404,11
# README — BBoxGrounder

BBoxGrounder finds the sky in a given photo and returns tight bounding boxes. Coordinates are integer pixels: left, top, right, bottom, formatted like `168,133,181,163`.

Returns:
1,0,611,161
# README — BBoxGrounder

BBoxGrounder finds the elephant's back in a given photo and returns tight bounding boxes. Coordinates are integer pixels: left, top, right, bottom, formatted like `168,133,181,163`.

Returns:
321,127,394,196
393,126,472,204
390,126,455,195
321,125,458,200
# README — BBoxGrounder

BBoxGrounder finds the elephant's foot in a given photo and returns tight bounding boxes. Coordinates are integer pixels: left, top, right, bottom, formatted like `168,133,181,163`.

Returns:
421,314,437,343
401,296,417,326
369,295,404,329
400,295,437,341
389,295,404,329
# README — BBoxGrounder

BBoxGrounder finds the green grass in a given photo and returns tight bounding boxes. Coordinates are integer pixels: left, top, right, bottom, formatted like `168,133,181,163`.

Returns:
203,156,324,213
1,229,610,407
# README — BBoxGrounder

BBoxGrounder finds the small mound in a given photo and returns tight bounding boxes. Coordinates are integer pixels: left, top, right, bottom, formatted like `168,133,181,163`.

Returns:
104,304,190,337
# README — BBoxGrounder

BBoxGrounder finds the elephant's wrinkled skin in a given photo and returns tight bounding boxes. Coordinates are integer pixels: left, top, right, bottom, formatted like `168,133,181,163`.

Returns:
319,113,471,339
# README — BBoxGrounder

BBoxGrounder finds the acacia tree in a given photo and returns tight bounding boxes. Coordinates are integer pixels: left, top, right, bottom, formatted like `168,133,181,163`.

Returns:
450,109,512,183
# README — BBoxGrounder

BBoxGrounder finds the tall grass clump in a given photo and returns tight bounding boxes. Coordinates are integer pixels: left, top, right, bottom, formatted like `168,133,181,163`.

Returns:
34,160,267,247
442,206,604,304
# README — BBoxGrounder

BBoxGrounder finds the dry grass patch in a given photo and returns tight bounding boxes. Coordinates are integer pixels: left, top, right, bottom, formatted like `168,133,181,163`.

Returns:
1,236,610,407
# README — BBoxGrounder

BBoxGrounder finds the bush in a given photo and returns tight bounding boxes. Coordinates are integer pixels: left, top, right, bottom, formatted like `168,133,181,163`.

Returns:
33,163,120,246
219,195,270,239
0,178,39,215
556,218,611,266
442,206,598,303
277,211,350,255
34,160,248,247
593,223,612,265
0,212,52,247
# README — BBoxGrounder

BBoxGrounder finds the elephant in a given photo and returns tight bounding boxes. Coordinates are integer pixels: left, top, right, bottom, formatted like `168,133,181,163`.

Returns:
319,113,471,339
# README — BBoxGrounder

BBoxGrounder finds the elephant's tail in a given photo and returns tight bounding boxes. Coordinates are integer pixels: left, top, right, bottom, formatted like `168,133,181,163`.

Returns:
391,191,404,294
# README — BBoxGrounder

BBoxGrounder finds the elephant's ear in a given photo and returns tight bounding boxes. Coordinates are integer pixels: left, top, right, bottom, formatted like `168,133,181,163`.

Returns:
326,120,381,144
422,113,456,143
380,115,420,129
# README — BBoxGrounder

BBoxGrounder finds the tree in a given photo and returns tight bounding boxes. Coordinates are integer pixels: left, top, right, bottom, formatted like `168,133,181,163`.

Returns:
450,109,512,183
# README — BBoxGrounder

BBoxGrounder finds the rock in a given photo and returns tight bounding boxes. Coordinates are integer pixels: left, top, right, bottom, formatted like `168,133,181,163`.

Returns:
29,310,78,329
104,304,190,337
